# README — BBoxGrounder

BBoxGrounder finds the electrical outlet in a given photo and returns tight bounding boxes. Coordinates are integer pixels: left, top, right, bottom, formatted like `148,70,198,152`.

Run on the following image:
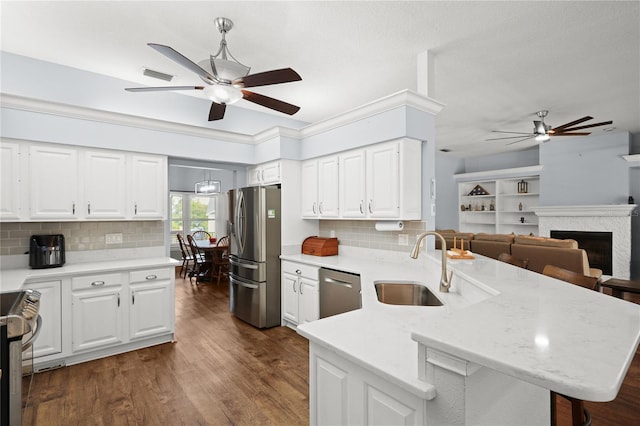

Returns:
330,230,336,238
398,234,409,246
105,233,123,244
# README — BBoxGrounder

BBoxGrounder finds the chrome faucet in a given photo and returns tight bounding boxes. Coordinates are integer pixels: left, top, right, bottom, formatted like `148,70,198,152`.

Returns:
410,231,452,293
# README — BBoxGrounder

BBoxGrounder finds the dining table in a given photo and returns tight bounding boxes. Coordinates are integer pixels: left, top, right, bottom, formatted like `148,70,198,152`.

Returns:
194,239,228,283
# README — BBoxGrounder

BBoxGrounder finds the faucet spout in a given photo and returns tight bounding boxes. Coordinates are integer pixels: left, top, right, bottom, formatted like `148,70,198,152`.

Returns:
410,231,452,293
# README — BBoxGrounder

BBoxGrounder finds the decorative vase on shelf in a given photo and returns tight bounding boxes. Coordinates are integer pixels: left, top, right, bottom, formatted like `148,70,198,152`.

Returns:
517,180,528,194
518,202,523,211
489,200,495,211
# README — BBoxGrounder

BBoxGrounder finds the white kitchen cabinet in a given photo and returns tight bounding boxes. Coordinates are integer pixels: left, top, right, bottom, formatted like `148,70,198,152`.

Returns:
248,160,281,186
129,154,167,219
28,144,80,220
365,141,401,218
302,156,340,218
128,268,174,340
84,149,127,219
0,140,23,220
71,273,124,352
310,343,426,426
282,261,319,328
23,280,62,359
339,149,366,218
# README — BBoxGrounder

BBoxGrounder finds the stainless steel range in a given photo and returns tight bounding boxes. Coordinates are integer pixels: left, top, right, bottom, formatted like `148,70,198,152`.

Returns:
1,289,42,426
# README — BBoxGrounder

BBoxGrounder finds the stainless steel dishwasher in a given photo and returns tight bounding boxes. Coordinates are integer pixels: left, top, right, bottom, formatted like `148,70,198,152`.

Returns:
319,268,362,318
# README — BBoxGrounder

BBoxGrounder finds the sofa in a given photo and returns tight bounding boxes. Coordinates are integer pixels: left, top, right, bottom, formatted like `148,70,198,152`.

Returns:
435,230,602,279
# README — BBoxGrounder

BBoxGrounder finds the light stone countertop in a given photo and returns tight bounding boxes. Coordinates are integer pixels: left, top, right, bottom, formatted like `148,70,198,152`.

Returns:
0,257,180,292
287,247,640,402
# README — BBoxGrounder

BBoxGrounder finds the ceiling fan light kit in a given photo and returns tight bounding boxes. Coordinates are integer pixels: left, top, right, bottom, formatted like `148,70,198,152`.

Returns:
125,17,301,121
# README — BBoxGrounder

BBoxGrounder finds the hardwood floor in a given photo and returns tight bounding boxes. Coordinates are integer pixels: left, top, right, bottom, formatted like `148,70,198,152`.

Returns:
23,270,310,425
23,269,640,425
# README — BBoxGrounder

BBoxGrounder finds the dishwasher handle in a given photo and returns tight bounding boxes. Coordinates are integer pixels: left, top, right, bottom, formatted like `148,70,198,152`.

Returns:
322,277,354,289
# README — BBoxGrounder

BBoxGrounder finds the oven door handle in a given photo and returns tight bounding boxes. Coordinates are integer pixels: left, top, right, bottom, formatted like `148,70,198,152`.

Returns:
22,314,42,352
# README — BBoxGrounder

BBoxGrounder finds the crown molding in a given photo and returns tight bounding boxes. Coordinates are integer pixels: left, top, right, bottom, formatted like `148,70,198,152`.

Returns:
0,93,254,144
454,165,544,181
532,204,637,217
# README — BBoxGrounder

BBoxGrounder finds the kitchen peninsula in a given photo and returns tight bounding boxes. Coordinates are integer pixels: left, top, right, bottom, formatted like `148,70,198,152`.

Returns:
284,246,640,425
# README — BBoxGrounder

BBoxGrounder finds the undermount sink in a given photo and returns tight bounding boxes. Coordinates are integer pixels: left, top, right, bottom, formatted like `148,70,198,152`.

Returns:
374,281,443,306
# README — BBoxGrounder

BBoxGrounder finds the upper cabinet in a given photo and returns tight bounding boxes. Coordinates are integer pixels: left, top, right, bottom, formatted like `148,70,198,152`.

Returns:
29,144,80,220
302,156,340,219
248,160,281,186
303,138,422,221
129,154,167,219
0,140,167,222
0,141,23,220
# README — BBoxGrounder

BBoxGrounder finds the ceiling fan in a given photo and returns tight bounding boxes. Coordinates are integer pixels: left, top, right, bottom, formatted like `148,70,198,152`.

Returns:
125,17,301,121
486,110,613,145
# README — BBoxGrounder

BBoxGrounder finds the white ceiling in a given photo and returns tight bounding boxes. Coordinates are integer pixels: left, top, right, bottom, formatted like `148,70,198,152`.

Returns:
1,1,639,157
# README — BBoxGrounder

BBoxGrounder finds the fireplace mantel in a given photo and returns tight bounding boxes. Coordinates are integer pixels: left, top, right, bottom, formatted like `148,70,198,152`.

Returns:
531,204,637,217
532,204,637,278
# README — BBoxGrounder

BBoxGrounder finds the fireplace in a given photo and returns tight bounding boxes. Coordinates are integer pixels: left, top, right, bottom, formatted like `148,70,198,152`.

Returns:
550,230,613,275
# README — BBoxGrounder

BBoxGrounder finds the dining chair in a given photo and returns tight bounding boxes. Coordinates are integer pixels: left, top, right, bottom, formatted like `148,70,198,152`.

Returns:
543,264,598,426
497,253,529,269
186,234,212,284
176,233,194,279
213,236,230,285
192,230,212,241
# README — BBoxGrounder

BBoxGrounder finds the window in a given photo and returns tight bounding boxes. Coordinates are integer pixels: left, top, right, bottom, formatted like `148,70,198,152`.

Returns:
170,192,216,246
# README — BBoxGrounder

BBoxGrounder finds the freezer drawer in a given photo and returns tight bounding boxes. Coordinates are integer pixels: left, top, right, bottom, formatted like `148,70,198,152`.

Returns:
319,268,362,319
229,274,280,328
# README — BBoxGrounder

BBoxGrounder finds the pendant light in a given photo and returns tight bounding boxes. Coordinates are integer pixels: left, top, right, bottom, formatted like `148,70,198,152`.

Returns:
195,170,221,195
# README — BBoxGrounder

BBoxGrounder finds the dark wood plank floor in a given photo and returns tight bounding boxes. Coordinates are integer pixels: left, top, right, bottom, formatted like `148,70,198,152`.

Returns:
23,270,310,425
23,269,640,425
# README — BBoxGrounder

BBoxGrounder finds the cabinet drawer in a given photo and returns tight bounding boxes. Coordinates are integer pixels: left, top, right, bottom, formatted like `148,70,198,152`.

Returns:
282,261,319,279
129,268,171,284
72,273,123,291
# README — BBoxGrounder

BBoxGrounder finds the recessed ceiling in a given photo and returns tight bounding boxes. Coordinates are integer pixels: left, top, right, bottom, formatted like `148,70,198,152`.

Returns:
1,1,638,157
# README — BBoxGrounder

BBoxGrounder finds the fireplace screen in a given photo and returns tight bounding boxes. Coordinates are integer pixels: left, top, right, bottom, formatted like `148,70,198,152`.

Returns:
550,230,613,275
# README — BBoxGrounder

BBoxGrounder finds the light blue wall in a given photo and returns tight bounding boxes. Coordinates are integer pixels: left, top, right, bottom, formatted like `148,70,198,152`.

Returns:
464,146,539,173
539,132,630,205
435,152,465,230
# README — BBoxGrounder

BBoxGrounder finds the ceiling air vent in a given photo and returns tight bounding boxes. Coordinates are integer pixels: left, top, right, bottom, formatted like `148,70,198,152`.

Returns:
143,68,174,82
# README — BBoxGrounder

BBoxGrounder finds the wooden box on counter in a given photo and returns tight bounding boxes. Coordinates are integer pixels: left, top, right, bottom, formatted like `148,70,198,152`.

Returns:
302,237,339,256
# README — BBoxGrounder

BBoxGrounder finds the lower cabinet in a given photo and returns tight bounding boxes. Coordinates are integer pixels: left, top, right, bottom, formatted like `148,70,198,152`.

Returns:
71,273,125,352
310,343,426,426
23,280,62,359
128,268,174,340
282,261,319,328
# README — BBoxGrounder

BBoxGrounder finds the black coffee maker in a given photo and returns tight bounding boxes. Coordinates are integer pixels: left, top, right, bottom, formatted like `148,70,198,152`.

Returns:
29,234,65,269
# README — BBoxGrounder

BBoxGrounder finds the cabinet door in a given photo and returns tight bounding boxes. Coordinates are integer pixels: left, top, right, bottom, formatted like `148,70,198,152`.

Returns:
366,142,400,218
247,166,262,186
301,160,319,217
23,280,62,359
0,141,22,220
72,288,124,352
282,272,299,324
318,156,339,218
29,144,80,219
298,278,319,324
129,154,167,219
261,161,281,184
84,149,127,219
129,281,173,340
339,150,366,218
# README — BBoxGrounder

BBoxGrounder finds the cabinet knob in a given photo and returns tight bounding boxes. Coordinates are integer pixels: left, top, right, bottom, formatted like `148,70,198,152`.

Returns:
91,280,105,287
312,202,317,215
145,275,157,280
87,202,91,215
359,201,364,214
295,269,302,274
318,202,324,214
292,281,297,293
368,200,373,214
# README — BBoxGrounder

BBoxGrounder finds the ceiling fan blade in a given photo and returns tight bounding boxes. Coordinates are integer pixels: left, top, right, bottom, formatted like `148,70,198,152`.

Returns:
549,132,591,136
506,136,536,146
486,134,535,141
553,121,613,133
550,116,593,132
241,90,300,115
208,102,226,121
125,86,205,92
233,68,301,88
148,43,218,83
490,130,536,135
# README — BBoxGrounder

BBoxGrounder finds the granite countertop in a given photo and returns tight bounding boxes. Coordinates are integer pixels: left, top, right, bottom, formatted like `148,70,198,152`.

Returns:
1,257,179,292
286,248,640,402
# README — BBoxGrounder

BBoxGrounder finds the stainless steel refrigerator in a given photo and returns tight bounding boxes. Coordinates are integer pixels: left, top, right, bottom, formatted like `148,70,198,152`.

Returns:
228,185,281,328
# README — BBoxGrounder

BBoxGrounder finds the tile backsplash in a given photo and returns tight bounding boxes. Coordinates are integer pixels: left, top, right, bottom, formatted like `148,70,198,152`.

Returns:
0,221,165,256
319,220,428,252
